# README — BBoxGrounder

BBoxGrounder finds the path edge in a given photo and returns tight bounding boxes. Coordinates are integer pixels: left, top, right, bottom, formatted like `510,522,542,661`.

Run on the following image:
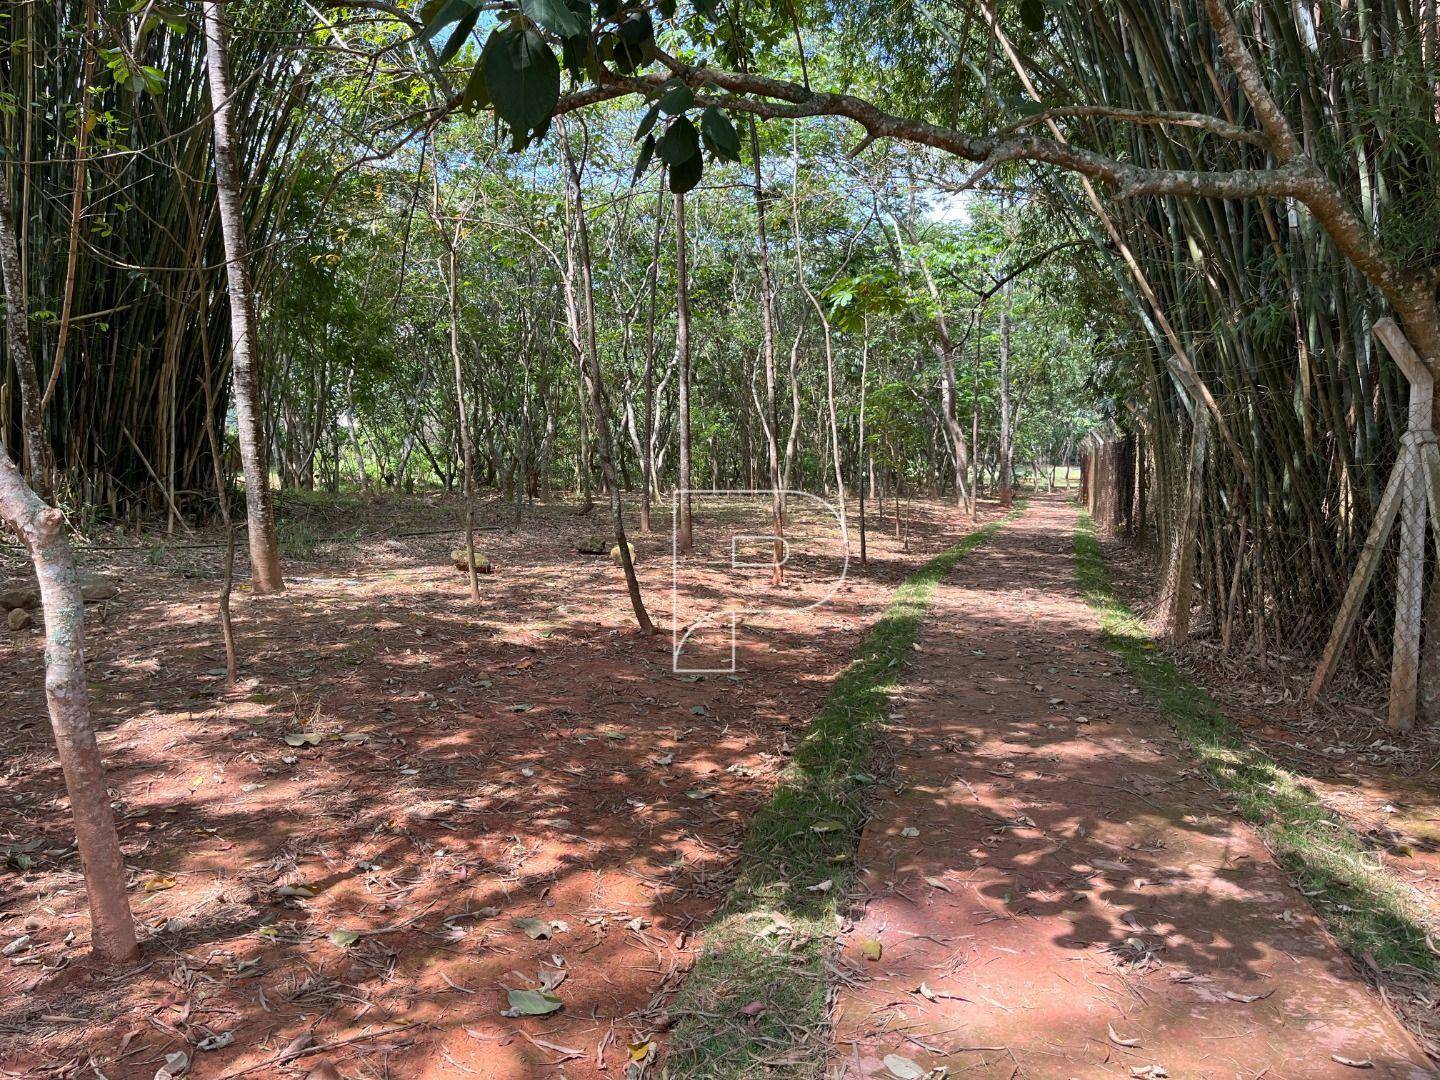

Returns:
1074,510,1440,1062
660,505,1025,1079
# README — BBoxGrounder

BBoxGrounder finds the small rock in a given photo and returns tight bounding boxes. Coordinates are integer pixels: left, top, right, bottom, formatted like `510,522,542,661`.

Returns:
7,607,33,631
575,535,608,555
0,586,38,611
449,549,492,574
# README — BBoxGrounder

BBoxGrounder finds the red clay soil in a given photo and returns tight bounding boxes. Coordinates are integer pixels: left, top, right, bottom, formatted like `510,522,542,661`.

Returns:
832,497,1435,1079
0,492,979,1079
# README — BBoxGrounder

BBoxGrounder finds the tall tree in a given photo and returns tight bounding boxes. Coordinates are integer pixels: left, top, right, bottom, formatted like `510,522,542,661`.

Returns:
675,191,695,554
202,0,284,593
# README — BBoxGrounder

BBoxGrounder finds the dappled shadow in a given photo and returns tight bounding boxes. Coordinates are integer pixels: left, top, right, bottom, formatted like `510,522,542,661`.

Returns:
831,496,1433,1080
0,492,981,1078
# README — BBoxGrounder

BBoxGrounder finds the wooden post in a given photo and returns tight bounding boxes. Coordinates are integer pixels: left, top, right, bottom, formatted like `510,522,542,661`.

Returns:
1310,319,1434,731
1381,321,1433,732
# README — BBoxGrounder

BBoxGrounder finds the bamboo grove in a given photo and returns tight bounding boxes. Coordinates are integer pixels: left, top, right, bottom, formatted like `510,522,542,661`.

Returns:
986,0,1440,687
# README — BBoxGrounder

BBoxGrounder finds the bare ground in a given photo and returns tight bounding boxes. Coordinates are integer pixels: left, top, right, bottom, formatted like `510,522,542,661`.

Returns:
0,490,987,1078
833,497,1433,1078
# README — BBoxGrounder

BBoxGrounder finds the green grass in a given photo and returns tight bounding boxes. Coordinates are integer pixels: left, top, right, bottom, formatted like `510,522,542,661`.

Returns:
663,507,1021,1079
1074,512,1439,976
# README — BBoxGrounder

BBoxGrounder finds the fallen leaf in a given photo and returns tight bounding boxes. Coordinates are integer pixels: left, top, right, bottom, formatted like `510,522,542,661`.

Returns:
882,1054,926,1079
195,1031,234,1052
1223,989,1273,1003
810,820,843,834
328,929,361,948
806,879,833,893
2,935,32,956
514,917,554,940
283,732,323,747
278,1032,316,1062
1331,1056,1374,1069
1108,1023,1141,1048
155,1050,189,1079
503,988,563,1016
143,876,177,893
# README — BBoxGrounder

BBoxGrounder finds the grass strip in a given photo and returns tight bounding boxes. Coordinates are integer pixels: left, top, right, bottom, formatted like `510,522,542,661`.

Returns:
663,507,1021,1078
1074,511,1439,976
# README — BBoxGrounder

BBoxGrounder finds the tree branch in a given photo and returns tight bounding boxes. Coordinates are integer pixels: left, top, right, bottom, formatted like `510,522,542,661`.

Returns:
999,104,1270,148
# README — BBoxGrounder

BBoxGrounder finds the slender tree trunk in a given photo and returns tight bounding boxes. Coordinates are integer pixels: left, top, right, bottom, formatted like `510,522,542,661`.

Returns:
444,242,482,606
970,323,981,517
0,185,50,496
858,320,869,565
675,191,694,555
561,120,653,632
639,175,666,534
0,453,137,963
747,118,786,585
198,307,239,687
202,0,283,593
997,285,1015,507
42,0,95,419
792,171,848,548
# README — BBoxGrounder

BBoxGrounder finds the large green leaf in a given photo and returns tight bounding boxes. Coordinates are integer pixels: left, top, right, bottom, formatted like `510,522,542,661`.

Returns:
657,116,699,166
669,151,702,194
633,133,656,181
521,0,587,38
658,82,695,115
419,0,475,44
484,27,561,138
505,989,563,1015
436,6,480,65
700,106,739,160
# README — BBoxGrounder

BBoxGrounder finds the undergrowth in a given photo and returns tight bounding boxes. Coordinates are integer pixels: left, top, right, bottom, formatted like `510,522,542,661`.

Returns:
1074,513,1439,977
662,507,1021,1078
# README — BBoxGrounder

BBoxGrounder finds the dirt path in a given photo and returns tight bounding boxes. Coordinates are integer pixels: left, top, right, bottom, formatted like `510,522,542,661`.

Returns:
832,497,1433,1079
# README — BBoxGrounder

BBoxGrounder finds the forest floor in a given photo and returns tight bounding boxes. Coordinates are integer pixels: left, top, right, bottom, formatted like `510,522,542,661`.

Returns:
831,498,1435,1079
0,488,987,1079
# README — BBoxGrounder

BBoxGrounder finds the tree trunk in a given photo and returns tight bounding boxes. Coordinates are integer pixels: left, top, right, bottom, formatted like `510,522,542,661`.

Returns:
639,176,666,535
0,185,51,496
202,0,283,593
444,242,482,606
562,121,653,632
747,119,786,585
858,320,869,565
0,453,137,963
997,285,1015,507
675,191,694,555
